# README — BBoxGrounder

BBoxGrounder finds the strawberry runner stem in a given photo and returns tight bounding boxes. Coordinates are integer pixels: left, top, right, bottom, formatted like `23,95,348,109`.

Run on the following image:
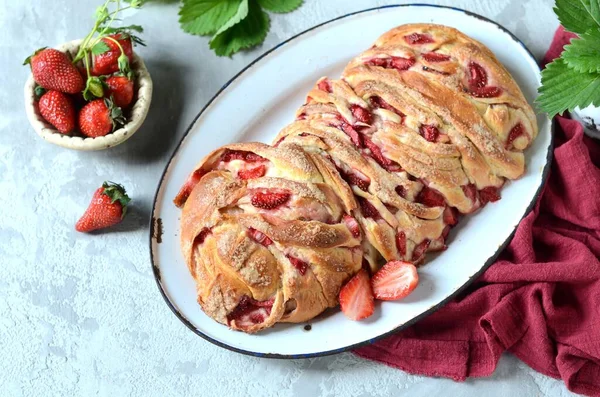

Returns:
72,0,139,64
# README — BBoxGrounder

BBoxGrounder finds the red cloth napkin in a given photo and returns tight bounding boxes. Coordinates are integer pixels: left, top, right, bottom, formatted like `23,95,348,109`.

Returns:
354,27,600,396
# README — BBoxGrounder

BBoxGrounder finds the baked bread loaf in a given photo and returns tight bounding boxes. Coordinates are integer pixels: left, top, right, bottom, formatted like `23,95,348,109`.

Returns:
175,24,538,333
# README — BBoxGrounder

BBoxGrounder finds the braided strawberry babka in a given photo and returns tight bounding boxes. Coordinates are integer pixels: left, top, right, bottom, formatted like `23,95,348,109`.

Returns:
174,24,538,333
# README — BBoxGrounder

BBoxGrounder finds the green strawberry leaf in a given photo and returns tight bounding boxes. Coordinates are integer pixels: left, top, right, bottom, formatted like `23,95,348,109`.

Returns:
257,0,302,13
23,47,47,65
210,0,270,57
562,28,600,73
537,57,600,117
179,0,243,36
102,181,131,216
92,41,111,55
555,0,600,35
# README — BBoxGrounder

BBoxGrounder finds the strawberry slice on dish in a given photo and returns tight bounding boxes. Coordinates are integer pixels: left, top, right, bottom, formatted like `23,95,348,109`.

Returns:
371,261,419,301
339,269,374,320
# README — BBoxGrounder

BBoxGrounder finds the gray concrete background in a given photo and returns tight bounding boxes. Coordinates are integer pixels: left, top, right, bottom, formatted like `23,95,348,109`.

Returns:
2,0,573,396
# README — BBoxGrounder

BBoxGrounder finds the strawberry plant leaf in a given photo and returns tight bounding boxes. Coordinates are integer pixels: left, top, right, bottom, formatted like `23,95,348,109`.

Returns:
210,0,269,56
257,0,302,13
179,0,243,36
562,29,600,73
537,57,600,117
554,0,600,35
91,41,111,55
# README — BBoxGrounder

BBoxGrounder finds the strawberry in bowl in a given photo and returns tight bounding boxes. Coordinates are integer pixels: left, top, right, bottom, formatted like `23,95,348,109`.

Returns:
23,0,152,150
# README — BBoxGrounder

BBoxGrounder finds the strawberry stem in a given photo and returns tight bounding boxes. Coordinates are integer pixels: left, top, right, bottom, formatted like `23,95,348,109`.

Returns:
102,181,131,217
72,0,141,66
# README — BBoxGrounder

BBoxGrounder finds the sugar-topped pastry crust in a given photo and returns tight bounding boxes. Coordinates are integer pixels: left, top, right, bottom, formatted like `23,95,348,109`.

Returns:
175,24,538,333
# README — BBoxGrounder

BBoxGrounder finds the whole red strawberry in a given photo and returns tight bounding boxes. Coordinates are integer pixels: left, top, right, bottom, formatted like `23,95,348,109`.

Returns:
38,90,76,133
24,48,84,94
105,76,134,108
78,99,124,138
76,182,131,233
91,34,134,76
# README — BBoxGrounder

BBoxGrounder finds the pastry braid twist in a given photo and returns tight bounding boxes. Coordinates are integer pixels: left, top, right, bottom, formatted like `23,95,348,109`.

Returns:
175,24,538,333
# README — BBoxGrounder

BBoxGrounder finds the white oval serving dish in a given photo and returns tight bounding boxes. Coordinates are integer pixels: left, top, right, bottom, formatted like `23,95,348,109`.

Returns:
24,39,153,151
150,4,552,358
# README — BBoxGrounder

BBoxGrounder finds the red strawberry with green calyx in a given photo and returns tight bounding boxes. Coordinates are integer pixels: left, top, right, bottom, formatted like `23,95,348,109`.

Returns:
105,75,134,108
76,182,131,233
90,33,134,76
24,48,85,94
78,98,125,138
38,90,76,134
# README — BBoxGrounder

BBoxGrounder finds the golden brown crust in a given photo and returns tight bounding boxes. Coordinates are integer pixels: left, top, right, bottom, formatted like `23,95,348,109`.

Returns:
177,24,538,332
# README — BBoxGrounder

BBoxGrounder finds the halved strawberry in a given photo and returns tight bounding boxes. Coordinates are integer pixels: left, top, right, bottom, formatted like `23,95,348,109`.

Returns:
339,269,374,320
318,79,332,93
287,255,308,275
417,186,446,207
248,228,273,246
358,197,381,219
340,122,363,147
371,260,418,301
195,228,211,245
343,215,361,238
173,169,205,207
443,206,459,226
238,164,266,180
226,295,274,327
251,191,290,210
468,62,488,88
422,52,451,62
471,86,502,98
396,231,407,257
395,185,407,198
342,169,370,192
461,184,478,204
412,239,431,263
365,57,387,67
419,125,440,142
363,134,393,169
506,123,525,149
466,63,502,98
221,150,264,163
479,186,501,205
404,33,434,45
390,56,416,71
369,96,405,119
350,104,372,124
